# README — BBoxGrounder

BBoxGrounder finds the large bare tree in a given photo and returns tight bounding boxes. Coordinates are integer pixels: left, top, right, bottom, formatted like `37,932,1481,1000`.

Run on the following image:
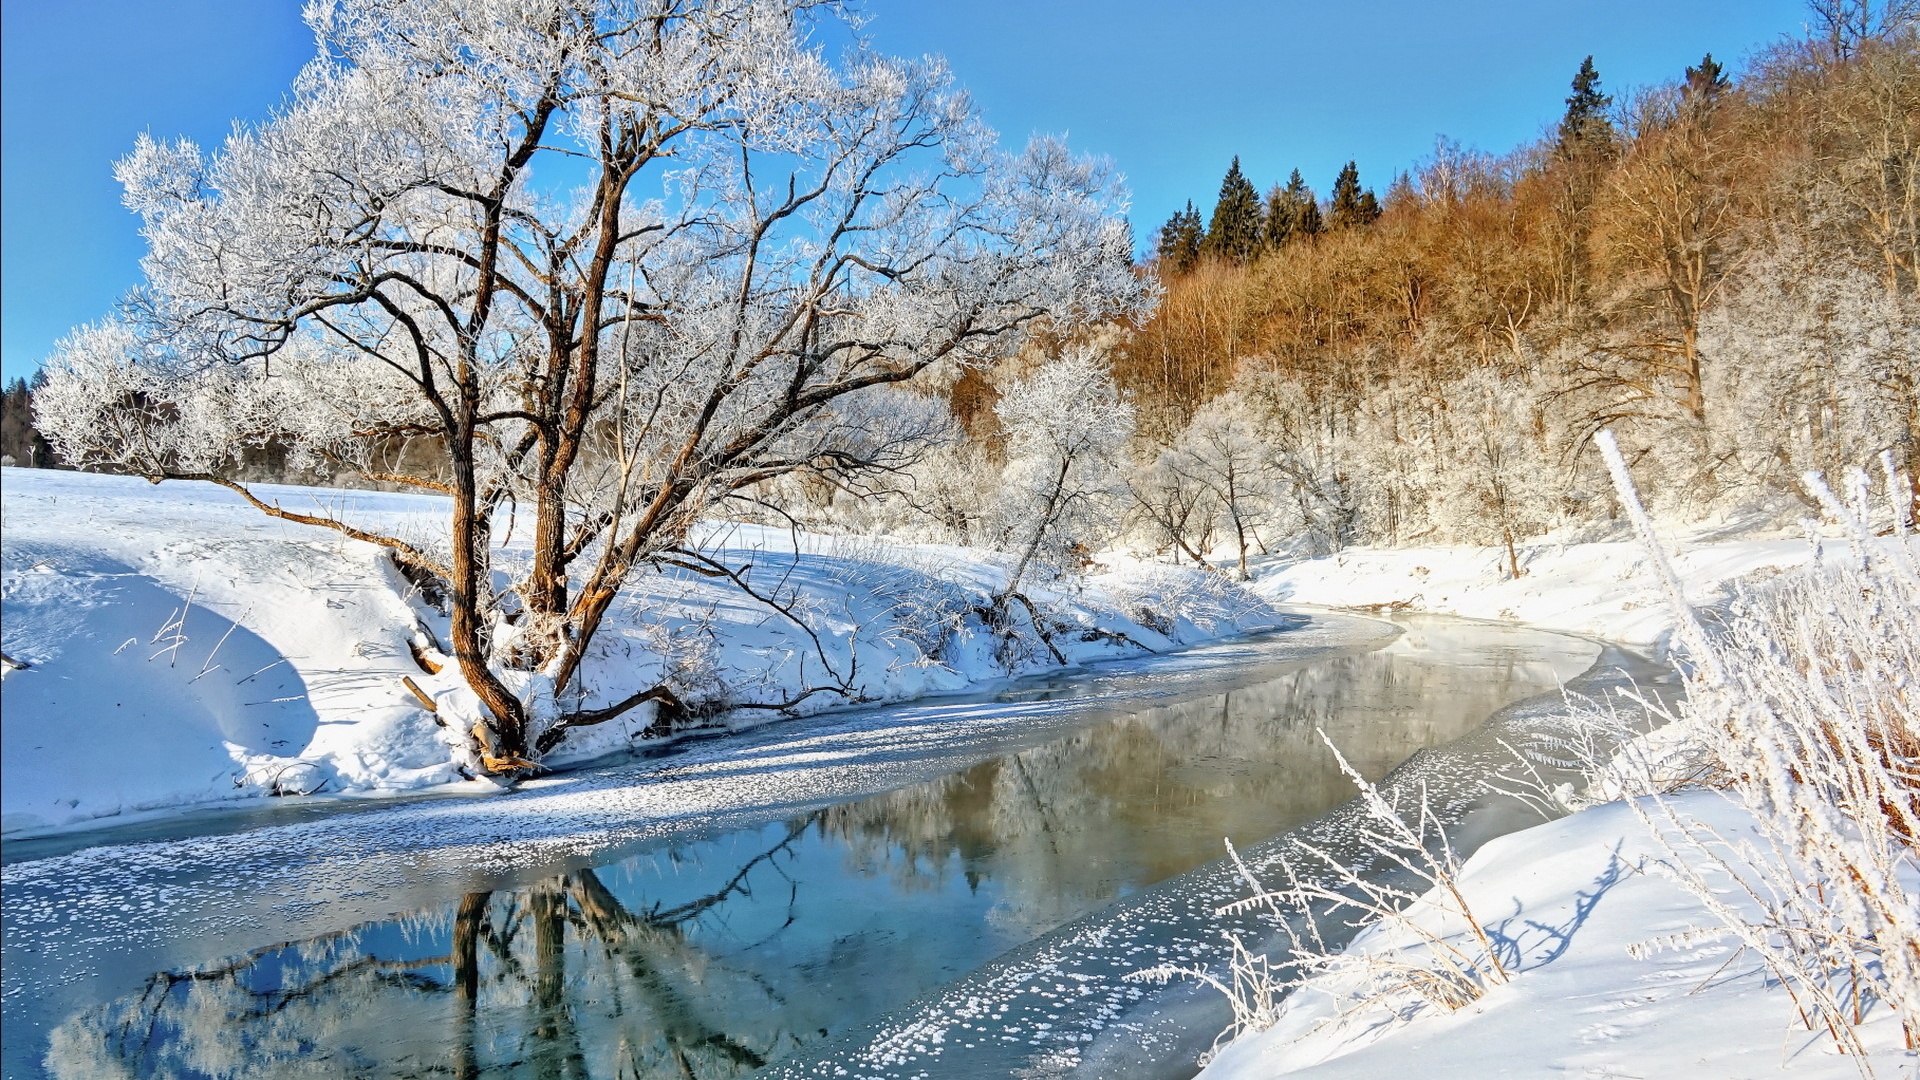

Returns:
37,0,1146,767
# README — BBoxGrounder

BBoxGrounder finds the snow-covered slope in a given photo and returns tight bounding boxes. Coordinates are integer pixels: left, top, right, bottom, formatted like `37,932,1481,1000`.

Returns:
1,471,461,834
0,468,1283,836
1198,793,1917,1079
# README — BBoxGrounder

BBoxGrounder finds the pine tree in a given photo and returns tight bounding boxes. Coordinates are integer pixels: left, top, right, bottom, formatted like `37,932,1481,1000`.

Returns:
1327,160,1382,229
1683,52,1730,105
1557,55,1614,156
1298,191,1323,239
1202,156,1265,263
1264,169,1321,248
1157,200,1204,274
0,375,57,468
1264,183,1292,248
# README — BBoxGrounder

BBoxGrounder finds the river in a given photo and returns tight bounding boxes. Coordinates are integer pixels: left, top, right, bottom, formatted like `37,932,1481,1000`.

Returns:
1,611,1649,1079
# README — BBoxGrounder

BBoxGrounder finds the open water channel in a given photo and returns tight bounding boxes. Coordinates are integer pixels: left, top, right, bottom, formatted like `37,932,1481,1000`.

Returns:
1,611,1654,1079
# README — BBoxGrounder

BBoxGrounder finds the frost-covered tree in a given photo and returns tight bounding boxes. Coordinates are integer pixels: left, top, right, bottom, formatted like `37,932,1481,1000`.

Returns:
992,346,1136,600
1699,241,1920,511
1129,449,1221,567
1162,391,1275,578
36,0,1145,767
1429,366,1561,578
1239,373,1357,553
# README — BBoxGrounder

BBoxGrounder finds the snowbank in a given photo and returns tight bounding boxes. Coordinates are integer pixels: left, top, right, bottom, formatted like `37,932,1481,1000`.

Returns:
1247,529,1819,649
1198,792,1917,1078
0,468,1284,836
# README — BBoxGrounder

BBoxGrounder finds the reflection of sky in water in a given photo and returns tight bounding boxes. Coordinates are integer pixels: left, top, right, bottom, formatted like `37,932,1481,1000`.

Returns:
9,615,1613,1079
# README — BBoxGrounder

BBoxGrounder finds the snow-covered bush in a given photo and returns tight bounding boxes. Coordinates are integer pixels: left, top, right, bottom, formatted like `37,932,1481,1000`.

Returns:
1103,562,1274,640
1590,433,1920,1059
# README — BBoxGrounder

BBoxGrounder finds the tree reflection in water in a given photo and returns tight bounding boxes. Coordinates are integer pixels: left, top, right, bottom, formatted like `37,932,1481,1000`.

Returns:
51,820,815,1079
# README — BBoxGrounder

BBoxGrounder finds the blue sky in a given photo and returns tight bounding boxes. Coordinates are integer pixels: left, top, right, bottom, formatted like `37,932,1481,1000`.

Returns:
0,0,1811,383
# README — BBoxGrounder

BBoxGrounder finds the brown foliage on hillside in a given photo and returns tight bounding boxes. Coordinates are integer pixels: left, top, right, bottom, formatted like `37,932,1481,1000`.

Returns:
1113,32,1917,559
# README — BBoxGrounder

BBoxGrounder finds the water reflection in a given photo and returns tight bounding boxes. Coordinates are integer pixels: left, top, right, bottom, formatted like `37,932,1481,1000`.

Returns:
53,834,812,1079
39,619,1597,1078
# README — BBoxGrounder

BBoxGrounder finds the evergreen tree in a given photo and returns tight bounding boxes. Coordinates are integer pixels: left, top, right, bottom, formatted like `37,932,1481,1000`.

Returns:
1327,160,1382,229
1298,191,1323,239
1264,183,1292,248
1202,156,1265,263
0,375,57,468
1156,200,1204,274
1264,169,1321,248
1557,55,1614,156
1683,52,1730,105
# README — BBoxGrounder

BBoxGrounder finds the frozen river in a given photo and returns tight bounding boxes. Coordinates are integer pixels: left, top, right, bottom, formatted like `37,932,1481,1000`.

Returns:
2,611,1643,1078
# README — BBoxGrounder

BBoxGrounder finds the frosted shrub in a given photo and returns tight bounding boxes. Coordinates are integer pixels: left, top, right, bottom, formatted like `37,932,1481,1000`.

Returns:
1131,738,1509,1063
861,561,980,667
1104,563,1272,639
1597,432,1920,1060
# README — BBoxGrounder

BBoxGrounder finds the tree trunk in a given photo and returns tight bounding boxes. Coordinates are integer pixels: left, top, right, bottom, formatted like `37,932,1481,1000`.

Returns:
449,426,530,759
529,882,583,1077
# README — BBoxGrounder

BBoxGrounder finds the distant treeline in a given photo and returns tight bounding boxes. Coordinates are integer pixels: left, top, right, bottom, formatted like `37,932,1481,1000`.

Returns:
1096,16,1917,561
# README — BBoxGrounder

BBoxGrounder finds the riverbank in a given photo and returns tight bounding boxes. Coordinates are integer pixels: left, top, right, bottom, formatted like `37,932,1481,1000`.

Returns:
0,468,1283,837
1203,528,1920,1077
1,614,1595,1080
1199,791,1915,1079
1246,524,1818,650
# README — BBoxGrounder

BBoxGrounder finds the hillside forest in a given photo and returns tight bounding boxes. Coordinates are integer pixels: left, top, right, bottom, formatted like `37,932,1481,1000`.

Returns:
20,9,1919,586
759,16,1920,580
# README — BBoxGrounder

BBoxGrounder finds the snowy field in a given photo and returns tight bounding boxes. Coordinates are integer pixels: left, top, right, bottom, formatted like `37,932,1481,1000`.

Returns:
0,468,1283,837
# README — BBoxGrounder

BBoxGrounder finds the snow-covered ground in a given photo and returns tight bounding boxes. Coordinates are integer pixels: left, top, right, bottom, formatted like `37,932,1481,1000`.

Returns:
0,468,1283,837
1248,527,1818,649
1202,520,1920,1078
1199,793,1916,1079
